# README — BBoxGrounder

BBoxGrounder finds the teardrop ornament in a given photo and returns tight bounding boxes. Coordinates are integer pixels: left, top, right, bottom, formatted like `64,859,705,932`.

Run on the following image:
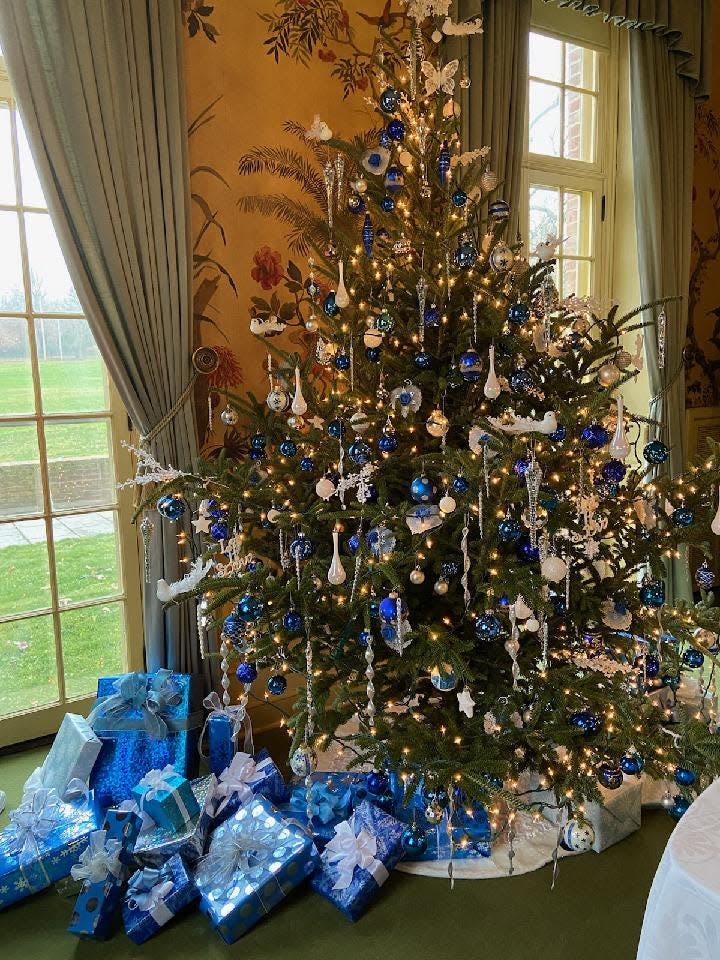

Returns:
484,345,501,399
609,394,630,460
335,261,350,308
291,365,308,416
327,528,347,585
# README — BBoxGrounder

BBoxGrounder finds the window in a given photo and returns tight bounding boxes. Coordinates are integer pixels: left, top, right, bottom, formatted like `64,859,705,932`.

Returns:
0,65,142,743
523,5,618,303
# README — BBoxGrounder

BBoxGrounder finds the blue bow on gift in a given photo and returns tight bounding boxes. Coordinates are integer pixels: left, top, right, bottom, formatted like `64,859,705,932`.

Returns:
8,788,62,863
88,669,181,740
126,864,174,913
292,780,351,825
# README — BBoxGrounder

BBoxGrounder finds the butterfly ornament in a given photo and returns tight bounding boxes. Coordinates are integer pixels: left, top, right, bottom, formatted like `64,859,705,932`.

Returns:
421,59,459,97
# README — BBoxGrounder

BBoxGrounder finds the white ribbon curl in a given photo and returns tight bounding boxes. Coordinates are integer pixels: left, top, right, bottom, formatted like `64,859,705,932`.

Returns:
70,829,123,884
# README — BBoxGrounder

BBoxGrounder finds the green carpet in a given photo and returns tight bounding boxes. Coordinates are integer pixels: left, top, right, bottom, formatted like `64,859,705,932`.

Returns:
0,735,671,960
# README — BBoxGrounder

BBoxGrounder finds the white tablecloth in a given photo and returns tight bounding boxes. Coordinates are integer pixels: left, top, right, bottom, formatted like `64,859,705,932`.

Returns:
637,778,720,960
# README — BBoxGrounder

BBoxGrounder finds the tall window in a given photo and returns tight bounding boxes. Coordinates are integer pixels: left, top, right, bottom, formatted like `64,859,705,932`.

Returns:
523,11,617,303
0,68,141,742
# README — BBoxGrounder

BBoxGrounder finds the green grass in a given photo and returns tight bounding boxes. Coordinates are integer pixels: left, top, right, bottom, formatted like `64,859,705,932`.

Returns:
0,356,106,415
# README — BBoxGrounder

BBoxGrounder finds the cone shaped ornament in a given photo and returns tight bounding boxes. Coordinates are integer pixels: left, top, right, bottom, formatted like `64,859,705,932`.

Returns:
609,395,630,460
328,528,347,585
484,345,501,399
335,261,350,308
291,365,308,416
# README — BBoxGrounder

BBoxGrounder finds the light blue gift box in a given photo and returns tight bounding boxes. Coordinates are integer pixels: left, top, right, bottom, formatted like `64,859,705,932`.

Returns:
195,794,319,943
131,765,200,832
132,775,216,868
37,713,101,796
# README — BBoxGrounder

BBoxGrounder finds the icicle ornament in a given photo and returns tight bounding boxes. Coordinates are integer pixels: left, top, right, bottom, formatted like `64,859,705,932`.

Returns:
327,528,347,585
609,395,631,460
484,345,501,399
657,309,666,370
291,365,308,416
525,452,543,548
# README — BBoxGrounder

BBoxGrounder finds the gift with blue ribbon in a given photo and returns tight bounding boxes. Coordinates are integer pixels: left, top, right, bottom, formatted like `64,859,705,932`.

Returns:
88,669,203,808
201,691,254,777
131,764,200,832
132,774,216,868
68,808,142,939
278,772,364,849
195,793,319,943
0,787,99,910
310,799,405,921
122,854,198,944
207,749,283,827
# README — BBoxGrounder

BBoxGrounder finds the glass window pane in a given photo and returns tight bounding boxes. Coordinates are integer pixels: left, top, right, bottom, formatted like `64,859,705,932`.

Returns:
564,90,595,162
0,102,16,205
529,33,563,83
562,190,593,257
54,511,120,606
0,317,34,414
36,318,108,413
561,259,593,299
0,422,44,517
16,113,47,208
529,81,561,157
565,42,597,91
61,602,124,699
24,211,81,313
0,518,51,616
45,418,115,511
529,185,560,251
0,210,26,311
0,614,59,717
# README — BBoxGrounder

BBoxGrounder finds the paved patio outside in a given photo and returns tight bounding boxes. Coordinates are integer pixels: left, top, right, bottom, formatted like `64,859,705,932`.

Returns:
0,511,114,548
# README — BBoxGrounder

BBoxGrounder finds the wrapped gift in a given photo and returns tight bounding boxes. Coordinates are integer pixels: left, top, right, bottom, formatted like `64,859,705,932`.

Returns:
131,765,200,832
0,788,99,910
208,749,284,826
586,778,642,852
68,808,142,939
88,669,203,808
122,854,198,944
132,775,216,867
278,772,363,849
201,691,253,776
195,794,319,943
24,714,101,799
310,800,405,921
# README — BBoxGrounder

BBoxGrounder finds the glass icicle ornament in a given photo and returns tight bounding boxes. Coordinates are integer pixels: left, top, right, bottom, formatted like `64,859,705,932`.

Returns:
525,451,543,548
323,160,335,235
484,345,501,399
657,308,666,369
327,527,347,585
416,276,429,346
291,365,308,416
609,395,631,460
365,632,375,722
334,153,345,209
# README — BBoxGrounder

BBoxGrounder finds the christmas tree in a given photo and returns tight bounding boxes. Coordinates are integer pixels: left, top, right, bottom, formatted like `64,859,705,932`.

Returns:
140,8,720,850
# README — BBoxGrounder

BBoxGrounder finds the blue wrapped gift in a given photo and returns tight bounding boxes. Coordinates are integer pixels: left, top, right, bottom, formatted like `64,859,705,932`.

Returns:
310,799,405,921
30,713,101,798
88,669,203,809
68,808,142,939
195,794,319,943
131,765,200,832
208,749,284,826
201,691,253,777
132,775,216,868
122,854,198,944
0,788,99,910
278,772,365,849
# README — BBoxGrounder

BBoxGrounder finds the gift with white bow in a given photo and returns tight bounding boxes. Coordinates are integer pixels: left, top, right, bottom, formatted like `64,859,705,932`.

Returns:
0,787,99,910
122,854,198,944
200,690,254,777
68,808,142,938
131,764,200,832
208,749,281,826
310,800,405,921
278,772,366,849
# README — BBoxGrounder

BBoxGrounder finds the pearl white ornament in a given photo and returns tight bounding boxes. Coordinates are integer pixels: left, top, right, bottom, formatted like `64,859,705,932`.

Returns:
267,508,281,523
409,567,425,585
327,528,347,585
439,495,457,514
597,362,620,388
525,617,540,632
305,317,318,333
220,404,239,426
480,167,498,191
291,365,308,416
364,329,384,349
513,596,533,619
350,176,368,194
541,554,568,583
434,578,449,595
350,410,371,434
267,387,290,412
315,477,336,500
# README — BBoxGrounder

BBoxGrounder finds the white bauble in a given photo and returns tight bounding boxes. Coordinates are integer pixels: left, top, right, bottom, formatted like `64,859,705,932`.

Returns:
514,596,533,620
439,495,457,514
350,410,371,434
409,567,425,585
434,578,449,596
597,362,620,388
426,409,449,437
315,477,336,500
562,819,595,853
364,329,384,349
525,617,540,633
305,317,318,333
266,387,290,412
266,508,281,524
541,554,568,583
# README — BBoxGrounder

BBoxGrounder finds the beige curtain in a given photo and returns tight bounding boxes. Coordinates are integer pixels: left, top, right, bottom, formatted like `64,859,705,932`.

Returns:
459,0,533,244
0,0,202,671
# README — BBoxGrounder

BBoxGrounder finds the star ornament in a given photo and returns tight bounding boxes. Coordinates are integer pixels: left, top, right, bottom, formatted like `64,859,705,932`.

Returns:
192,514,212,534
457,687,476,718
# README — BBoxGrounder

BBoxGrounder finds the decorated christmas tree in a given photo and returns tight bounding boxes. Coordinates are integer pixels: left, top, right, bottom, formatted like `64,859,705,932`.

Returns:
138,7,720,854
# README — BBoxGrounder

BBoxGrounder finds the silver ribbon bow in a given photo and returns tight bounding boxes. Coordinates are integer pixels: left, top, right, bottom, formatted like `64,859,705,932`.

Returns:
70,829,123,884
137,764,193,823
7,787,62,862
213,752,263,815
126,865,174,914
87,668,181,740
202,816,277,889
324,821,389,891
200,692,254,757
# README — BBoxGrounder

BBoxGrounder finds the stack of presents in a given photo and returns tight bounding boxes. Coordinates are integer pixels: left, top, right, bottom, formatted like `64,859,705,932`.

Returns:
0,669,641,941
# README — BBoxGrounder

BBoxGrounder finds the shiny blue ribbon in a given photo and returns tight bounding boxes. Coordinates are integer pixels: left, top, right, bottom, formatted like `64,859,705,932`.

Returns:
87,669,192,740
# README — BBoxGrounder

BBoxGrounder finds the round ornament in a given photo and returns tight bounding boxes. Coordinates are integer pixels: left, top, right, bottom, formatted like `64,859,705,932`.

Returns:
334,352,350,371
366,346,381,362
379,593,407,622
674,767,696,787
549,424,567,443
643,439,669,465
315,476,336,500
695,560,716,591
489,241,514,272
682,647,704,668
452,475,470,494
481,167,498,191
222,613,244,640
426,409,450,438
358,629,371,647
424,802,444,825
299,456,314,472
366,770,389,795
290,744,318,778
327,418,345,439
423,303,441,327
386,118,405,141
235,662,258,684
434,578,449,595
414,351,433,370
459,349,483,381
409,566,425,585
669,795,691,821
347,193,365,214
601,459,626,483
453,235,478,269
210,520,229,541
381,194,395,212
508,302,530,325
410,475,438,503
236,593,264,624
474,612,501,640
348,438,372,466
597,762,624,790
266,674,287,696
516,537,540,563
597,362,621,388
561,819,596,853
498,516,522,543
671,507,694,527
568,710,601,737
620,754,645,776
488,199,510,221
581,424,609,449
289,534,314,560
376,310,395,333
430,663,458,691
541,554,567,583
451,188,468,207
283,609,303,632
156,495,185,521
323,291,340,317
278,437,297,457
439,494,457,514
364,328,384,349
220,404,239,426
639,578,665,608
379,87,400,113
384,165,405,192
401,824,428,855
379,431,399,453
509,367,533,394
366,526,396,557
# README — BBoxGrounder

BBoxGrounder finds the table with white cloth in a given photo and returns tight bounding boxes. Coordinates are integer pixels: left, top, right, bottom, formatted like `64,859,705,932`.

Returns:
637,777,720,960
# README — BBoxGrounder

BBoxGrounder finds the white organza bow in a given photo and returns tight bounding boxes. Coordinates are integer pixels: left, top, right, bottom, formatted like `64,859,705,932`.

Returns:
70,829,123,884
214,752,261,812
138,764,177,800
324,821,389,891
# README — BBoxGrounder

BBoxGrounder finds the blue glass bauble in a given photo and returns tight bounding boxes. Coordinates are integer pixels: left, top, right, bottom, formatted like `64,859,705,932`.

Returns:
597,762,624,790
474,612,501,639
346,533,360,554
347,193,365,214
662,674,681,690
401,823,428,855
669,795,691,821
358,629,371,648
438,141,451,185
378,432,398,453
459,349,482,381
682,647,704,668
386,118,405,141
366,770,390,795
489,199,510,221
498,517,522,543
249,434,266,451
283,609,303,632
671,507,694,527
362,213,374,256
363,483,379,503
620,754,645,776
384,165,405,193
635,653,661,678
410,474,438,503
430,664,457,690
235,662,258,684
509,368,533,393
423,304,441,326
381,194,395,212
236,593,264,624
549,424,567,443
414,351,433,370
398,389,413,406
514,456,531,476
249,448,266,462
222,613,244,640
379,594,407,622
581,424,609,448
601,459,626,483
289,534,314,560
643,439,669,465
279,437,297,457
639,579,665,608
508,302,530,325
376,310,394,332
516,537,540,563
334,352,350,371
367,526,396,556
378,129,392,149
327,418,345,438
695,560,716,590
299,456,314,472
568,710,601,737
266,674,287,696
206,498,224,518
441,561,460,578
451,188,468,207
674,767,696,787
369,600,381,621
366,346,381,361
210,520,229,541
551,594,567,615
246,559,263,572
348,438,372,466
539,487,559,511
453,237,478,269
379,86,400,113
156,495,185,521
594,478,619,499
452,475,470,494
323,291,340,316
